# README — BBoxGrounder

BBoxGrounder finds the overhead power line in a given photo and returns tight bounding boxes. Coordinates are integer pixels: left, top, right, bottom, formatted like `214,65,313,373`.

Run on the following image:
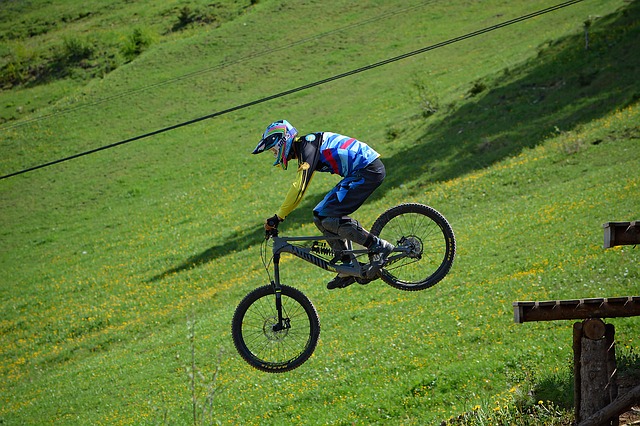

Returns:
0,0,584,181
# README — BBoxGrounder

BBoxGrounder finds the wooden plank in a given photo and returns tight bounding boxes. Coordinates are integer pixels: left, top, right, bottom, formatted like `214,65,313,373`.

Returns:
607,296,634,304
603,221,640,248
513,296,640,323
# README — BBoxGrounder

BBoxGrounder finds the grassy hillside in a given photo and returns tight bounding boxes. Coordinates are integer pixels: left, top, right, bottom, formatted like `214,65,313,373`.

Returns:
1,0,638,424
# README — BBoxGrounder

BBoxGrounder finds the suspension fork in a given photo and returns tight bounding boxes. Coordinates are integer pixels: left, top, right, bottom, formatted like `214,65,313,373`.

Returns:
271,251,290,332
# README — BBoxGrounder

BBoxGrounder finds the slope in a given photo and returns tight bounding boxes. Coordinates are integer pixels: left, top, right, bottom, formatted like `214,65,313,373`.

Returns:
1,0,638,424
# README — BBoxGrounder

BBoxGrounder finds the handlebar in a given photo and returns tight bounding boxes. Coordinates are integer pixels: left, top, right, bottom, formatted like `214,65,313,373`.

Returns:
265,227,279,240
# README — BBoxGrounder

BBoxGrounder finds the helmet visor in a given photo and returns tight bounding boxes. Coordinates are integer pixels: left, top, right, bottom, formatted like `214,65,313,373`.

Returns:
252,133,282,154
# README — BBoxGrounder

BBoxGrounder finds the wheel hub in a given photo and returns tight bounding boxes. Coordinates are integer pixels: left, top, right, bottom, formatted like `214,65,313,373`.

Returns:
401,235,423,259
263,317,289,341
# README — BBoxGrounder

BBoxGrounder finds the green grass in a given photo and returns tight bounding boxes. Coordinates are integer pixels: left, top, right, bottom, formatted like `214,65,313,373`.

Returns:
1,0,639,424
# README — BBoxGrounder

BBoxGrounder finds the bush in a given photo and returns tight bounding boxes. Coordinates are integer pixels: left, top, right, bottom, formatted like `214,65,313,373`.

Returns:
170,5,220,32
0,56,28,88
46,37,95,80
59,37,94,64
175,6,197,30
0,37,95,88
412,77,440,118
467,80,487,97
120,28,154,63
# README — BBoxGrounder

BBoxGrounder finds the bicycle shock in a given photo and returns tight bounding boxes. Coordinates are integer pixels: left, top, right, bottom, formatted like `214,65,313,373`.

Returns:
311,241,333,256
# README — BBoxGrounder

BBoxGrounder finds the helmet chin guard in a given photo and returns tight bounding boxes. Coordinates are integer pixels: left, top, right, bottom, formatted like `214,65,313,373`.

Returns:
252,120,298,169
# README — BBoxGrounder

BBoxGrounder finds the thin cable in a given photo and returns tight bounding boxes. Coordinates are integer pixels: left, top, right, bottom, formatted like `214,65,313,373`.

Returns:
0,1,436,132
0,0,584,181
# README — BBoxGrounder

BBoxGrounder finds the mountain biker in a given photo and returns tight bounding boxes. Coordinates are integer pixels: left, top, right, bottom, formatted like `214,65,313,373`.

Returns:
252,119,394,289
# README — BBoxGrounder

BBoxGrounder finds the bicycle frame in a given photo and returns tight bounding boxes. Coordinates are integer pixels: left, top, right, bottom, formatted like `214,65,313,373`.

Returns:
265,229,409,332
267,232,369,333
269,233,369,283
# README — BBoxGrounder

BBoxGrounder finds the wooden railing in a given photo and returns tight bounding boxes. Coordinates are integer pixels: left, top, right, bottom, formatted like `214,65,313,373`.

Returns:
511,221,639,425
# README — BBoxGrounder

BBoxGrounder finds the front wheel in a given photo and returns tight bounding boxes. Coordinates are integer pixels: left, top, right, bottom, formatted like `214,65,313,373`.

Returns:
232,284,320,373
370,203,455,291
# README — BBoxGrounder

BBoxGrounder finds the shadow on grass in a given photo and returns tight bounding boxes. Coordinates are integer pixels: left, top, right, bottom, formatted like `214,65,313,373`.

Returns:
147,226,268,282
150,2,639,282
380,0,640,193
535,373,574,409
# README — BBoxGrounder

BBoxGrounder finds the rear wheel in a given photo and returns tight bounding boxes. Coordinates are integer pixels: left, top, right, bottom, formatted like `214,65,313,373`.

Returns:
369,203,455,291
231,284,320,373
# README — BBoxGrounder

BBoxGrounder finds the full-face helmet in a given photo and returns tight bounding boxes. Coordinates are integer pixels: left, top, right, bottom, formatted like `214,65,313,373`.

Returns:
252,120,298,169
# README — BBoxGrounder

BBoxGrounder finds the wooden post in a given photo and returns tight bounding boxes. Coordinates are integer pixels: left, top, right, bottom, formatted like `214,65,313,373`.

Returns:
574,318,618,425
606,323,618,422
579,384,640,426
574,322,583,422
580,328,608,422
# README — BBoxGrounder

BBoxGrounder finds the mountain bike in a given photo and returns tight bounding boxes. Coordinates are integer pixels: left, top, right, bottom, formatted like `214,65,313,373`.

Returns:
231,203,455,373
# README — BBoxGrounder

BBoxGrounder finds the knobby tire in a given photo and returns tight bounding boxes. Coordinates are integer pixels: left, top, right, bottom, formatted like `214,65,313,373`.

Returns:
231,284,320,373
369,203,455,291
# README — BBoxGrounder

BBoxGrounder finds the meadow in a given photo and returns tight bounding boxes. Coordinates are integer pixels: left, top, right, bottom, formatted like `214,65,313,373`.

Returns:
1,0,639,424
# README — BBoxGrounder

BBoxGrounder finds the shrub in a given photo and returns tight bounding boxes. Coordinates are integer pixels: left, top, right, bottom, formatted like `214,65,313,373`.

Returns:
412,77,440,117
467,80,487,97
59,37,94,64
120,28,154,63
170,6,219,32
0,58,26,88
176,6,197,30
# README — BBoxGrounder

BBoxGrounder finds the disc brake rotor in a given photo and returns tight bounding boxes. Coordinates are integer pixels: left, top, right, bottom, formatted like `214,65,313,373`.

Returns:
263,317,289,341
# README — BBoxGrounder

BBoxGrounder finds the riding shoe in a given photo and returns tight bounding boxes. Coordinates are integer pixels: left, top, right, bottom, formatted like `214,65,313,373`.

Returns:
327,274,356,290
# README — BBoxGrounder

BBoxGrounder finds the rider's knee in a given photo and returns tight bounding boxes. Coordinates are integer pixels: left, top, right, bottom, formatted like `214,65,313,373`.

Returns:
318,216,341,235
317,216,373,247
313,215,331,234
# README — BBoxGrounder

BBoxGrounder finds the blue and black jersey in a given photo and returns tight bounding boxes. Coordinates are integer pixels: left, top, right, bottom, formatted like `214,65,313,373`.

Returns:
275,132,382,219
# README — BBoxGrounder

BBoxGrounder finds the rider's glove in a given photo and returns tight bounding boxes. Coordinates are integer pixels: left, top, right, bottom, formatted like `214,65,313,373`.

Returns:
264,214,283,231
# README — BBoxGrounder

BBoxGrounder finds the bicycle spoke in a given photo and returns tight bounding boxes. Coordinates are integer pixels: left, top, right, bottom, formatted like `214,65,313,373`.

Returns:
380,212,445,282
237,289,316,370
370,203,455,290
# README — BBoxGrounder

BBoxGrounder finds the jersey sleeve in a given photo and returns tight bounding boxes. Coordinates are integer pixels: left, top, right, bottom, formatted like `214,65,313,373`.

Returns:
276,162,314,219
275,135,321,219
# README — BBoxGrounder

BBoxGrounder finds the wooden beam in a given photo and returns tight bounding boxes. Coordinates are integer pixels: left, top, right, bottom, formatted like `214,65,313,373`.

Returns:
513,296,640,323
603,221,640,248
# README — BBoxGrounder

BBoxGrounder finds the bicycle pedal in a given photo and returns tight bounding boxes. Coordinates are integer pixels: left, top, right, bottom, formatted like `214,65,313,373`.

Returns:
363,264,381,279
355,277,374,285
327,275,356,290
